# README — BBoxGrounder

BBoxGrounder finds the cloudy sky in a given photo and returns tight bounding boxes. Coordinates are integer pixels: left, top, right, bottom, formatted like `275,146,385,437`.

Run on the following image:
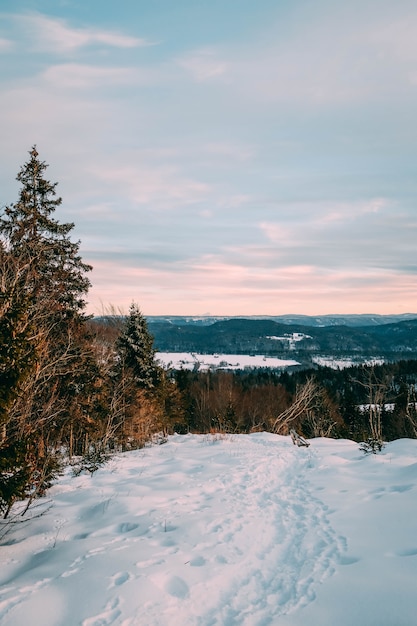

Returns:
1,0,417,316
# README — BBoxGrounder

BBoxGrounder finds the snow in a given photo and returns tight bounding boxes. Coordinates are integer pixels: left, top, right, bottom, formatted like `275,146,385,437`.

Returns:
266,333,312,350
155,351,386,372
312,356,385,369
156,352,299,370
1,434,417,626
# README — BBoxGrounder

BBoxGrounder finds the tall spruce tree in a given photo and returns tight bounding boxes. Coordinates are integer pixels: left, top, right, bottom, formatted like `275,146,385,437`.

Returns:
0,147,94,516
0,146,91,314
116,302,161,390
110,303,170,449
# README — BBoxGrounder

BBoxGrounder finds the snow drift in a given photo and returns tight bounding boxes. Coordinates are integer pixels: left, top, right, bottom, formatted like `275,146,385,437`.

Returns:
1,433,416,625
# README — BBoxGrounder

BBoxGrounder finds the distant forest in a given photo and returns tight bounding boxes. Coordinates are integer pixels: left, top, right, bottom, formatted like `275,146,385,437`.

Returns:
146,316,417,362
1,148,417,518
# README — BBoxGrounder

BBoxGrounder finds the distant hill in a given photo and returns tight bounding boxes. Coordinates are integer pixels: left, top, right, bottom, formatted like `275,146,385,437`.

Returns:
146,313,417,328
145,315,417,363
91,313,417,365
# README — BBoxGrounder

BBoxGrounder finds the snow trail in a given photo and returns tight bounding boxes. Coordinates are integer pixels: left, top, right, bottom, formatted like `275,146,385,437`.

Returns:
2,434,417,625
162,434,342,625
0,434,342,626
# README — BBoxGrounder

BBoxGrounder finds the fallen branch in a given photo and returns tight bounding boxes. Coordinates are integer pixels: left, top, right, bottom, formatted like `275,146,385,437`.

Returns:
290,429,310,447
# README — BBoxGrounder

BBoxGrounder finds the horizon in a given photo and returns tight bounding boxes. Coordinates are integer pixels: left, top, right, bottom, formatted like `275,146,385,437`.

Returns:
1,1,417,316
91,311,417,323
92,311,417,318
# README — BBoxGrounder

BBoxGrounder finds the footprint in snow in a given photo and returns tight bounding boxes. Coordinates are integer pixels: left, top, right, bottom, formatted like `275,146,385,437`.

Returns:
189,555,206,566
339,555,360,565
82,597,121,626
389,484,413,493
395,547,417,557
109,571,131,588
117,522,139,534
164,575,189,598
151,572,189,599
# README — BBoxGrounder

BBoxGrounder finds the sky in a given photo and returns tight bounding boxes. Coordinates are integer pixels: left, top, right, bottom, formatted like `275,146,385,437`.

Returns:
1,0,417,316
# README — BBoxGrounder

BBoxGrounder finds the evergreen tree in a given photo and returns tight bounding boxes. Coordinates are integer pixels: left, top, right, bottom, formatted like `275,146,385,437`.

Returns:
0,146,91,315
107,303,164,448
0,147,94,516
116,302,161,390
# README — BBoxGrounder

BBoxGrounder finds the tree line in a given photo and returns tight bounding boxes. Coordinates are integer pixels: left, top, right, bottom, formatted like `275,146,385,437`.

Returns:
162,360,417,443
1,148,417,518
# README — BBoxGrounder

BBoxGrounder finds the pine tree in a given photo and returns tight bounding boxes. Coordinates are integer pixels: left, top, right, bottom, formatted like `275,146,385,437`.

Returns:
0,146,91,315
106,303,164,448
116,302,161,390
0,147,95,516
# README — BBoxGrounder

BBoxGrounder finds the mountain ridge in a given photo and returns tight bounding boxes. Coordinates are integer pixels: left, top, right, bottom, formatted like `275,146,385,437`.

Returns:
146,313,417,328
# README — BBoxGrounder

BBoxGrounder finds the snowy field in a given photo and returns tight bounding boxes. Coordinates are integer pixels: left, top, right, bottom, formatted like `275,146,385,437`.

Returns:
311,356,385,369
156,352,299,370
1,433,417,626
156,352,384,371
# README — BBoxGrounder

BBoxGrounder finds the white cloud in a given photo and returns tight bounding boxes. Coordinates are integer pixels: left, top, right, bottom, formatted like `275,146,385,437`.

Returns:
90,164,211,210
178,49,229,82
86,255,416,316
0,37,13,51
365,198,389,213
216,194,252,209
13,13,152,53
259,222,292,244
42,64,139,89
370,13,417,63
201,6,417,107
204,142,255,162
313,198,391,226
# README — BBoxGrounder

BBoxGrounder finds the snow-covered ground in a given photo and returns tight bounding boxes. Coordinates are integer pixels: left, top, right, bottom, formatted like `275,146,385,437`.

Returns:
1,434,417,626
311,356,385,369
155,351,385,372
156,352,299,370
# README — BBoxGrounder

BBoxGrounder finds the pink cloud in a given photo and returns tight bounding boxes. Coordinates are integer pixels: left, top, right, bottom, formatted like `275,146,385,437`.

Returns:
85,259,417,317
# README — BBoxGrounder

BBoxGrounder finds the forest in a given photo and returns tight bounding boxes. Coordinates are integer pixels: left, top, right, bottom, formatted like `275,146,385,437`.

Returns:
146,315,417,360
1,147,417,519
161,359,417,442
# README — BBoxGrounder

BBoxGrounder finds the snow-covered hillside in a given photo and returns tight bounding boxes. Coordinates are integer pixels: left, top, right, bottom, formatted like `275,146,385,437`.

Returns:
1,434,417,625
